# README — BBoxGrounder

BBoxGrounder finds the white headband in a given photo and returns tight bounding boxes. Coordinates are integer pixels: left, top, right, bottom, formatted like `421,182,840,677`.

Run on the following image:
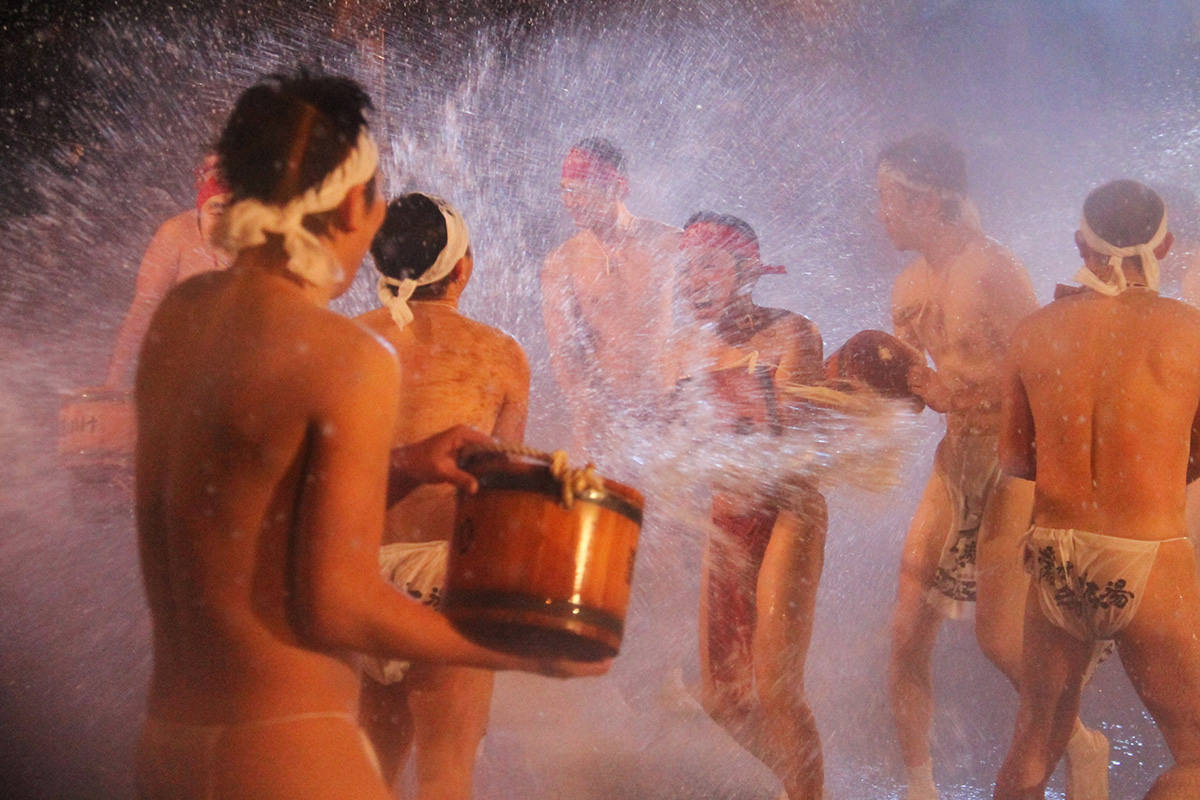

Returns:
377,195,470,328
1074,211,1166,296
878,162,982,232
212,130,379,289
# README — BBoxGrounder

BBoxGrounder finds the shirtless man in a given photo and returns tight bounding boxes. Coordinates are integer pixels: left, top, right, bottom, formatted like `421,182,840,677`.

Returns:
877,135,1106,800
355,193,530,798
541,137,680,466
994,179,1200,800
106,156,230,389
133,71,602,800
675,212,826,800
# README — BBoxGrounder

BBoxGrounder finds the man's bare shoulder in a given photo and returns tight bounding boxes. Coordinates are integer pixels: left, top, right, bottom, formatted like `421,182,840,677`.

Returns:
1149,293,1200,337
461,315,530,371
760,306,818,338
959,237,1029,290
631,216,682,244
544,231,590,274
156,209,196,237
353,306,394,335
1011,292,1100,359
891,257,927,306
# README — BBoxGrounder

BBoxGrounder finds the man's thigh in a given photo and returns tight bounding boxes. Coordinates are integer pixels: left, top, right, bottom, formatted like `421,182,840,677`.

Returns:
1117,542,1200,763
898,467,954,595
754,496,828,680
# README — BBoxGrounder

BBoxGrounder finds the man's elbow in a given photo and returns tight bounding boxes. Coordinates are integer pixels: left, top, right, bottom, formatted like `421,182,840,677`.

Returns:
290,579,367,651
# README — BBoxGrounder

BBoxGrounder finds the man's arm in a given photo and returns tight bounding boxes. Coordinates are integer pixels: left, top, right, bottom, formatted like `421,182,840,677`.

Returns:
540,255,590,400
291,338,606,678
999,336,1036,480
492,339,530,444
289,341,518,667
774,316,824,428
106,215,188,387
891,263,926,354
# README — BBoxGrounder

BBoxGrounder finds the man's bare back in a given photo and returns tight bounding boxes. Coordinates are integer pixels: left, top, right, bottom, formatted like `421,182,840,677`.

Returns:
994,179,1200,800
138,265,397,724
358,302,529,544
1005,289,1200,539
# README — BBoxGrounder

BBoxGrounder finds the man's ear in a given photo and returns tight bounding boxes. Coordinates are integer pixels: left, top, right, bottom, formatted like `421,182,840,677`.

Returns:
615,175,630,201
1074,229,1090,261
332,183,369,232
1155,230,1175,260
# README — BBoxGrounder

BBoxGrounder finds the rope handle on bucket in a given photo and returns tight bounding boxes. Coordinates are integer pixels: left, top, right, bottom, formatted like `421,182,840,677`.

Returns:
460,442,605,509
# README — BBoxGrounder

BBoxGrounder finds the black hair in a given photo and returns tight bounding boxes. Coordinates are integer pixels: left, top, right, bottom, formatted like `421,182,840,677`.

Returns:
217,68,375,233
683,211,761,284
570,137,627,177
683,211,759,245
370,193,458,300
1083,180,1165,250
877,133,968,195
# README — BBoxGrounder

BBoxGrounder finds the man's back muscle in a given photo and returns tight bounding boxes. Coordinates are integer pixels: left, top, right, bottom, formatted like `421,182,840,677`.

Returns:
1016,291,1200,535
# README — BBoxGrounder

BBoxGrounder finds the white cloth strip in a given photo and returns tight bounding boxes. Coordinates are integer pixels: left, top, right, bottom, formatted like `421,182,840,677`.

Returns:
878,162,981,231
377,195,470,328
1074,212,1166,296
213,130,379,289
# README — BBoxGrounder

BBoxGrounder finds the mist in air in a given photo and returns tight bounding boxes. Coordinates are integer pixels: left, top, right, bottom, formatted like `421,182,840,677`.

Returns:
3,1,1199,798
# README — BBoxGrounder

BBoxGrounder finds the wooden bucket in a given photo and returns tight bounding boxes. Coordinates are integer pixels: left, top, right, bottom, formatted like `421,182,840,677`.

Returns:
58,388,135,469
824,330,925,411
444,450,644,662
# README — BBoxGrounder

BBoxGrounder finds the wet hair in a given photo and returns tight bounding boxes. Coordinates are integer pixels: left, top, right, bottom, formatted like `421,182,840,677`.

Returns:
878,133,968,223
684,211,759,246
1083,179,1166,250
570,137,627,178
370,193,456,300
217,68,376,233
878,133,968,194
683,211,759,280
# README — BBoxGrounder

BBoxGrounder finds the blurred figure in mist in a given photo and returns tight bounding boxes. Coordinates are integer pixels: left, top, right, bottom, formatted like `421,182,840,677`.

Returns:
673,212,826,800
540,137,680,472
104,156,231,389
994,179,1200,800
876,134,1107,800
356,193,530,799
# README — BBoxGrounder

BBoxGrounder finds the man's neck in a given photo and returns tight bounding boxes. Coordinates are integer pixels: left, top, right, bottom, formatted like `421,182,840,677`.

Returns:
233,246,333,307
587,204,634,247
412,296,460,311
716,298,764,342
920,224,975,270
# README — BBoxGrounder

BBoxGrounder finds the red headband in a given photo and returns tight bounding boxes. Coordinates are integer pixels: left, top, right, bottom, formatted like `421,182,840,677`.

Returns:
195,166,229,212
561,147,623,186
681,221,787,275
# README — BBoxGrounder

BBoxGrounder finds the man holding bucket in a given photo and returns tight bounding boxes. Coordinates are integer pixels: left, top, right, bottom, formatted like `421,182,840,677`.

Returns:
132,70,604,800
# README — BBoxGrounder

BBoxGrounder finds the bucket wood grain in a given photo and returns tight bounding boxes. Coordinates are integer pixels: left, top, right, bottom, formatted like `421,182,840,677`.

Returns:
444,451,644,662
58,388,135,469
